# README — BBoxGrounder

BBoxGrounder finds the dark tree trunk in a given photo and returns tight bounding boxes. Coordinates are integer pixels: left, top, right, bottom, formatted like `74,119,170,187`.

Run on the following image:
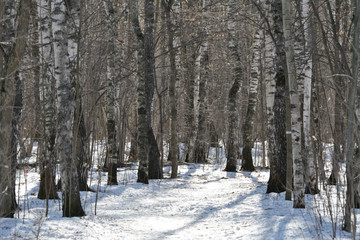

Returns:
163,0,179,178
130,0,162,183
144,0,162,180
104,0,118,186
148,129,162,179
10,72,22,209
37,0,59,200
224,0,243,172
266,0,287,193
0,0,31,218
75,104,92,191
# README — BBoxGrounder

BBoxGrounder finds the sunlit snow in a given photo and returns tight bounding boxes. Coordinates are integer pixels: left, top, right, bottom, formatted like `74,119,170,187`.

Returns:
0,143,357,239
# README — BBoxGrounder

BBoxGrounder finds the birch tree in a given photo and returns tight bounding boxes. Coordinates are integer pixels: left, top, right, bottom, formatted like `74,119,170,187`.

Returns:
182,43,197,163
0,0,30,218
282,0,305,208
163,0,180,177
193,0,209,164
104,0,118,185
301,0,318,194
241,27,261,172
38,0,59,200
224,0,243,172
129,0,162,183
52,0,85,217
265,0,287,193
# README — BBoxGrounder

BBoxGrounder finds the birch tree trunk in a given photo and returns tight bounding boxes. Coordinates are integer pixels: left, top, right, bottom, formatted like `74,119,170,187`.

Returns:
266,0,287,193
282,0,305,208
129,0,148,183
302,0,318,195
262,0,276,177
193,0,209,164
129,0,162,183
241,28,261,172
38,0,59,200
183,46,196,163
224,0,243,172
263,21,276,173
0,0,30,218
104,0,118,185
52,0,85,217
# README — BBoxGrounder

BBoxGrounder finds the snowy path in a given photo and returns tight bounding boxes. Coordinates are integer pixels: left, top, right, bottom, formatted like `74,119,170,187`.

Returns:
0,164,355,239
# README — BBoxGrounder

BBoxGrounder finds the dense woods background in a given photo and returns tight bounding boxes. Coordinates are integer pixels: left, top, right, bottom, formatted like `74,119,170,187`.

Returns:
0,0,360,237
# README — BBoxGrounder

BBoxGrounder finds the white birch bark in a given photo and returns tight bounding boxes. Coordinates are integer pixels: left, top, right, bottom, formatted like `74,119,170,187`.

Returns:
52,0,84,216
38,0,59,200
104,0,118,185
241,27,261,171
193,0,209,164
282,0,305,208
265,0,287,193
263,0,276,172
301,0,317,194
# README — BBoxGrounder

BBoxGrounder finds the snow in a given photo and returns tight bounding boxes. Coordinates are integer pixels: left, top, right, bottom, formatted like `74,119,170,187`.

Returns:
0,145,358,239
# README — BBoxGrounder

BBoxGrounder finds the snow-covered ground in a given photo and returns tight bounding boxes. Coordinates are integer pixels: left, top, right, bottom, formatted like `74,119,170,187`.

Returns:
0,144,358,239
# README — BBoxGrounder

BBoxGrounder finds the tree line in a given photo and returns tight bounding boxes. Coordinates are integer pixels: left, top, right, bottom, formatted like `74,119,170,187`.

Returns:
0,0,359,234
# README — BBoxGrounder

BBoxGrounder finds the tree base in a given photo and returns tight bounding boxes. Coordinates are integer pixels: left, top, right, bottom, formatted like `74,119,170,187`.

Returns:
193,145,207,163
137,169,149,184
107,163,118,185
148,129,163,179
62,193,86,217
38,169,60,199
241,146,255,172
327,172,338,185
266,175,286,193
224,165,237,172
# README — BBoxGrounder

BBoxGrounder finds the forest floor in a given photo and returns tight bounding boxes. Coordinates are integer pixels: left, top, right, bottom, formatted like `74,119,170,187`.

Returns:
0,146,359,239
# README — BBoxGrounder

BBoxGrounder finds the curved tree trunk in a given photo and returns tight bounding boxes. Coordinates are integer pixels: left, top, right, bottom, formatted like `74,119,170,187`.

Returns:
144,0,162,180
